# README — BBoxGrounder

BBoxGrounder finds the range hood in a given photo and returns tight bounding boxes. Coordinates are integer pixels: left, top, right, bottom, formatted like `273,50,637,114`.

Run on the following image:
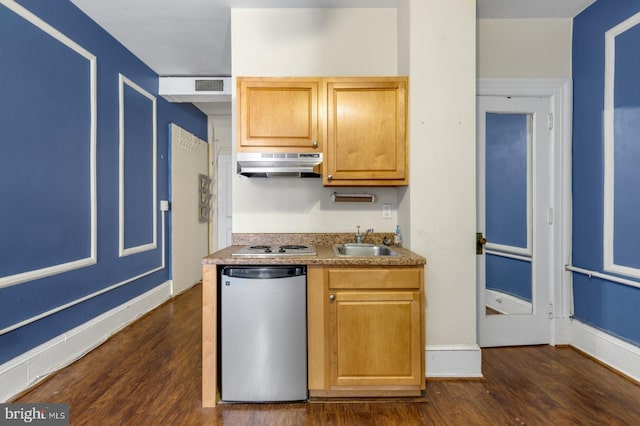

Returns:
237,152,322,178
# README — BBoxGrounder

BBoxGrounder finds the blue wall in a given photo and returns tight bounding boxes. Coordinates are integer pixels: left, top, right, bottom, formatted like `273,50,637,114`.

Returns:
573,0,640,346
485,113,528,248
0,0,207,363
486,254,532,302
484,113,531,301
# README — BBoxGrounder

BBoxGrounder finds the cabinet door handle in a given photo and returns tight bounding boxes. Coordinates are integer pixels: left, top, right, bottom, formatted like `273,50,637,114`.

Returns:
329,294,335,302
312,140,318,148
327,174,333,181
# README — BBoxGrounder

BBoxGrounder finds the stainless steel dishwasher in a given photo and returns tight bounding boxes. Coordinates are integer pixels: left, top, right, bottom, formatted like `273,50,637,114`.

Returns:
220,265,307,402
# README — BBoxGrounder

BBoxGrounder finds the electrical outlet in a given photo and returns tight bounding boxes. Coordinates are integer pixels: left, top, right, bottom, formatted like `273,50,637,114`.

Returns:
382,203,392,219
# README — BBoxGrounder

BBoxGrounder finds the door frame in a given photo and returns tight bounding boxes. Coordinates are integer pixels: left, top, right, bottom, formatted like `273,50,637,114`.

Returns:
478,95,550,346
207,116,232,253
477,79,572,346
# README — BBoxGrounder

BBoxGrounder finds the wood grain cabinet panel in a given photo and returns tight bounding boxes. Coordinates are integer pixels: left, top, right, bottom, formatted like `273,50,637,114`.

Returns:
237,77,321,152
328,268,420,290
309,266,425,398
236,76,408,185
330,290,422,388
324,77,408,186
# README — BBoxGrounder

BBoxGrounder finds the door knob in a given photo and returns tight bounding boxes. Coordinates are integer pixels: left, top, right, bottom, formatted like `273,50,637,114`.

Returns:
329,294,335,302
476,232,487,255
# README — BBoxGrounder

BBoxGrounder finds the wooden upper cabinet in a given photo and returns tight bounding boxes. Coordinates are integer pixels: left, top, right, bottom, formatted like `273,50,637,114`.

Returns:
237,77,321,152
236,76,408,185
324,77,408,186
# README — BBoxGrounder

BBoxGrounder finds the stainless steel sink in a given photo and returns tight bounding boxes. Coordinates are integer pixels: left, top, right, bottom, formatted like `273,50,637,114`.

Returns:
333,243,400,257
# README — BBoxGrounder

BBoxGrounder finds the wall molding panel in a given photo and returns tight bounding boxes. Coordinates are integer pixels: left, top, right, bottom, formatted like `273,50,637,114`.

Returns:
0,281,171,402
603,11,640,280
118,74,158,257
0,0,97,289
1,0,207,372
0,212,168,337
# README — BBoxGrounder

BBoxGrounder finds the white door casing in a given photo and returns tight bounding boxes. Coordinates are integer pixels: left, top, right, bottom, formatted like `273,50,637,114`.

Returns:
208,118,232,252
217,153,232,250
477,95,551,347
170,124,209,295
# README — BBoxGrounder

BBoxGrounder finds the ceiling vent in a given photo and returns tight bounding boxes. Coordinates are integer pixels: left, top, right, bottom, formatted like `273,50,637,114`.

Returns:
159,77,231,103
195,79,225,92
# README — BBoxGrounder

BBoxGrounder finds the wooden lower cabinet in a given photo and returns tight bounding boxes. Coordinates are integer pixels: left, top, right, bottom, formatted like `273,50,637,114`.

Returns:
308,266,425,398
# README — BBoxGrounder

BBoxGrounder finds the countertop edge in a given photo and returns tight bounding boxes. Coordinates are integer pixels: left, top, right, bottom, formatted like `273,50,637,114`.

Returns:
202,244,426,266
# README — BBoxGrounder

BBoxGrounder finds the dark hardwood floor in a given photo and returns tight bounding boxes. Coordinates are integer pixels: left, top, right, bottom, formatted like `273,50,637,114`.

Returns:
14,284,640,425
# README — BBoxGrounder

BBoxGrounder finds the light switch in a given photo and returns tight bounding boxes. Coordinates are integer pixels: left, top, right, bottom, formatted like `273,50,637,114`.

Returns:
382,203,392,219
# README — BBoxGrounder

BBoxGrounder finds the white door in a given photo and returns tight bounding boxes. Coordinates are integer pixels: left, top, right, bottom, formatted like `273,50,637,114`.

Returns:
170,124,209,295
477,96,551,347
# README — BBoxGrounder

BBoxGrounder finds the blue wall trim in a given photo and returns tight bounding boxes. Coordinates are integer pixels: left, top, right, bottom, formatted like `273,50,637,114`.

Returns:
573,0,640,347
0,0,207,363
611,20,640,270
572,274,640,346
123,85,155,247
121,77,157,253
0,1,96,281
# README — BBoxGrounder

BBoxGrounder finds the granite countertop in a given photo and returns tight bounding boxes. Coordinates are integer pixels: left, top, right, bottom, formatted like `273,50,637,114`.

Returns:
202,233,426,266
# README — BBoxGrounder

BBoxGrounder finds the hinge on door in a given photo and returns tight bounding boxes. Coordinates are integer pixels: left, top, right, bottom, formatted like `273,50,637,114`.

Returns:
548,113,554,130
548,303,553,319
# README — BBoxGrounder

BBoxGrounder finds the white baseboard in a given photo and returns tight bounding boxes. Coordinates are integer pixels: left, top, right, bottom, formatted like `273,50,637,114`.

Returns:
0,281,171,402
570,319,640,383
551,317,571,346
426,344,483,378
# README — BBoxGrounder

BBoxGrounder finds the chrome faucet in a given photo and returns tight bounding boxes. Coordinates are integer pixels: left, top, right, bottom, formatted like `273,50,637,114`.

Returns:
355,226,374,244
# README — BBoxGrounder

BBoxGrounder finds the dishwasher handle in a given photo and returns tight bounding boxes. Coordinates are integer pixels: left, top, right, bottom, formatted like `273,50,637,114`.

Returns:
222,266,306,280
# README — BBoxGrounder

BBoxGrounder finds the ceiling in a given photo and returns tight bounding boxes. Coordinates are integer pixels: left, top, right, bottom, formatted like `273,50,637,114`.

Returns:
71,0,597,77
69,0,596,115
477,0,596,19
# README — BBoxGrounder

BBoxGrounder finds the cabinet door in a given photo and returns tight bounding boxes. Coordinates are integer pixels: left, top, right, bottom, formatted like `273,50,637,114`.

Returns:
325,78,408,186
328,290,422,388
237,78,321,152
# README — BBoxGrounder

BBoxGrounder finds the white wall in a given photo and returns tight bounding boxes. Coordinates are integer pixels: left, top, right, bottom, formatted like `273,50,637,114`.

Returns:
399,0,479,356
232,9,398,77
231,8,400,233
477,19,573,79
232,3,480,375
